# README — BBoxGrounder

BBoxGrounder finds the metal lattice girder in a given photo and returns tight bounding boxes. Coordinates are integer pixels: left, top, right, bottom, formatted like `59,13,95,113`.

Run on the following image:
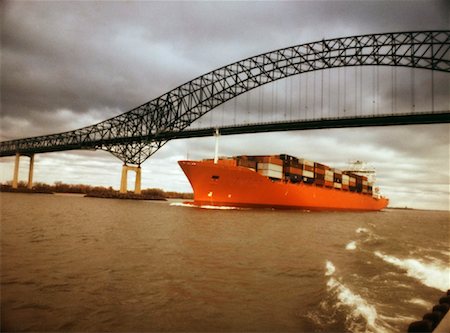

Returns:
1,30,449,164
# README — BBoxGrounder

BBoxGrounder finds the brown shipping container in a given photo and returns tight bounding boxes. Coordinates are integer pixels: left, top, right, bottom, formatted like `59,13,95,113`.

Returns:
285,166,302,175
238,159,257,169
303,165,314,172
261,156,283,166
315,167,326,175
325,181,333,187
315,173,325,180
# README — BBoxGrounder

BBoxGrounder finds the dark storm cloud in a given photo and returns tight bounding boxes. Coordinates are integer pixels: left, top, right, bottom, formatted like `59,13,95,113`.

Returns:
2,0,448,135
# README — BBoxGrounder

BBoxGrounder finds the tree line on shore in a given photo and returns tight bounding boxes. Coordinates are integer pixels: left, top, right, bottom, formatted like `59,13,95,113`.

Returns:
1,181,193,199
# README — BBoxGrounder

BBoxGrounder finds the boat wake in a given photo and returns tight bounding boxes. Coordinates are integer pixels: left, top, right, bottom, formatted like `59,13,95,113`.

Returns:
374,251,450,291
169,202,247,210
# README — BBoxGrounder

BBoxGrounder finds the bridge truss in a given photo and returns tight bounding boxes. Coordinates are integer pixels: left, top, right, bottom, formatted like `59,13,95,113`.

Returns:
1,30,449,164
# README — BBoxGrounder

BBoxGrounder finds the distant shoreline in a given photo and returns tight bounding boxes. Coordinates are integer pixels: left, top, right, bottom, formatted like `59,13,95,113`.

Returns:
0,184,192,201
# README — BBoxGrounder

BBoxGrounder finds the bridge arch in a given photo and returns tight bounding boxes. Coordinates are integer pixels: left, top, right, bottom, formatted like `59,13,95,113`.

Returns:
1,30,449,164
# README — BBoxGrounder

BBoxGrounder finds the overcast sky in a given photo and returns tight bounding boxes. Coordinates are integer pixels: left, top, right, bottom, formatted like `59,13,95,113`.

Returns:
0,1,449,210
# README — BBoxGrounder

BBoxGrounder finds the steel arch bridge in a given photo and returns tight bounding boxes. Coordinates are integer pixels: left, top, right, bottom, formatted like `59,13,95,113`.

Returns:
1,30,449,165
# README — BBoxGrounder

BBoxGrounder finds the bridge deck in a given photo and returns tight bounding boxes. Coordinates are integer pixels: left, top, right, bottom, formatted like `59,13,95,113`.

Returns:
1,111,449,157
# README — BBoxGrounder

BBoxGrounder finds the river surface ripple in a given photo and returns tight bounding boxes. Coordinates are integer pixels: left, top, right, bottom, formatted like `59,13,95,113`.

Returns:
1,193,449,332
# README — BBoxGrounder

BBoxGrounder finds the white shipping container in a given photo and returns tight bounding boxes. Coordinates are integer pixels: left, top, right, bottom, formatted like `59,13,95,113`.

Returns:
342,175,350,185
325,176,334,182
334,182,342,189
325,170,334,178
257,163,283,173
258,169,282,179
302,170,314,178
363,180,368,186
349,177,356,183
299,158,314,167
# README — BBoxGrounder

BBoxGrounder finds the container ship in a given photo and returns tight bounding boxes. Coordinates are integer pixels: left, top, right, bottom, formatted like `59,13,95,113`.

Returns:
178,154,389,211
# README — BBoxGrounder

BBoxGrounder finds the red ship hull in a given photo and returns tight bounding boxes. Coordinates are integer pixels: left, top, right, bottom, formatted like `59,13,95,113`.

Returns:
179,160,389,211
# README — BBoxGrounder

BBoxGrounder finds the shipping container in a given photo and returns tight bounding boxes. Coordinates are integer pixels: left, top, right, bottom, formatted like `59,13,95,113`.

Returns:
299,158,314,167
303,164,314,172
315,173,325,180
285,166,302,175
258,169,282,179
257,163,283,173
302,170,314,178
334,182,342,189
325,181,333,187
260,156,283,166
315,167,326,175
342,174,350,185
238,159,257,169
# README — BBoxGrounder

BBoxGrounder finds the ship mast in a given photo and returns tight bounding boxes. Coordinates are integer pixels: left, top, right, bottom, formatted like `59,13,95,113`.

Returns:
213,128,220,164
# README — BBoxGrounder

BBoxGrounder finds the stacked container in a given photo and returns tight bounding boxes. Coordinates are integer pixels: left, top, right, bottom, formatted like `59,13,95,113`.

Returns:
314,163,326,186
325,169,334,187
342,174,350,191
299,158,315,183
237,156,257,170
349,175,357,192
256,156,283,179
280,154,302,183
232,155,377,195
333,169,342,189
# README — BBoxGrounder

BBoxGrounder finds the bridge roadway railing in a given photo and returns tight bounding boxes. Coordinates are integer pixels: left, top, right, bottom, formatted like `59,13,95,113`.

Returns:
1,111,449,157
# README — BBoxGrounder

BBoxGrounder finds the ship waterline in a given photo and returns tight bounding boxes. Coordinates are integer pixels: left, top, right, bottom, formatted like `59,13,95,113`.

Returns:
179,157,388,211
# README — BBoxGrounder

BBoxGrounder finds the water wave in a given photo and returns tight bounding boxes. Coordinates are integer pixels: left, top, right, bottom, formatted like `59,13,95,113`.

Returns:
324,261,390,333
408,298,432,308
346,241,357,250
325,261,335,276
374,251,450,291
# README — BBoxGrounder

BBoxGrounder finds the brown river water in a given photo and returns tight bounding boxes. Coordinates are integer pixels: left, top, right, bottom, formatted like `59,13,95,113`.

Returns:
1,192,449,332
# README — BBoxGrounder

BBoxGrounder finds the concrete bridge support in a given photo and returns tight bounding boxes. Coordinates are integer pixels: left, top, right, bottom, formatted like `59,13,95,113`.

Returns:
12,153,35,189
120,165,141,194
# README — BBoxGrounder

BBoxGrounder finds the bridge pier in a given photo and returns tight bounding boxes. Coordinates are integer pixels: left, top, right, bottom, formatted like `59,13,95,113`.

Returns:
120,164,141,194
12,153,35,189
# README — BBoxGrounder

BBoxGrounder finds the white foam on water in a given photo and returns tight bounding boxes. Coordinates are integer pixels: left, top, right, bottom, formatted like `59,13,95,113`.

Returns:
324,261,389,333
170,202,193,207
374,251,450,291
408,298,432,308
356,227,369,234
325,261,336,276
169,202,245,210
346,241,357,250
